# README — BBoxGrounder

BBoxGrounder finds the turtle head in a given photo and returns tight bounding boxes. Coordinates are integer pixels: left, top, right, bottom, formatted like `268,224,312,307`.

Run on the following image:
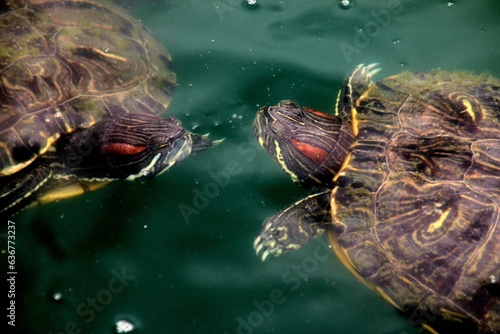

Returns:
116,115,193,181
254,100,352,188
59,113,217,181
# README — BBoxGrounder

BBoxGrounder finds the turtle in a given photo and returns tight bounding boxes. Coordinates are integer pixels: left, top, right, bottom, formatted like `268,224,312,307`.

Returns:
253,64,500,333
0,0,215,217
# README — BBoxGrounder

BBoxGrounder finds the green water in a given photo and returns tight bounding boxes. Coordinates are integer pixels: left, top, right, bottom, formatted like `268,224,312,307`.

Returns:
2,0,500,333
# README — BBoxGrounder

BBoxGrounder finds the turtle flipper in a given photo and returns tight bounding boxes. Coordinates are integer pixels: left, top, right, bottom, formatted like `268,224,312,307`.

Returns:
0,162,51,217
30,179,109,208
254,189,332,261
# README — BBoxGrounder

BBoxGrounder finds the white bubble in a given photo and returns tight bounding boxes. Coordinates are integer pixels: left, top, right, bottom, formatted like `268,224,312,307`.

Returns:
115,319,135,333
53,292,62,301
339,0,351,8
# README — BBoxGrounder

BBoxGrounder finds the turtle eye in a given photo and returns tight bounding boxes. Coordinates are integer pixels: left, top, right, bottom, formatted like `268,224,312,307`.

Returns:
159,141,172,150
269,125,283,137
149,134,177,151
157,139,175,152
147,119,185,151
146,137,165,154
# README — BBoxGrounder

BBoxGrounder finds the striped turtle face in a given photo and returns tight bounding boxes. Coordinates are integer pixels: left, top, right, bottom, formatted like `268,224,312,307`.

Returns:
254,100,345,188
107,115,193,181
56,113,201,182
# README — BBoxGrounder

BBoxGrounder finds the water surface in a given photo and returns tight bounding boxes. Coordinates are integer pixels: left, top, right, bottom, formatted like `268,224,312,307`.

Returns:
4,1,500,333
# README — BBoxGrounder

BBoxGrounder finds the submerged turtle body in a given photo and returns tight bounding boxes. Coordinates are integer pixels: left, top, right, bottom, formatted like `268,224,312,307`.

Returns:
0,0,213,216
254,65,500,333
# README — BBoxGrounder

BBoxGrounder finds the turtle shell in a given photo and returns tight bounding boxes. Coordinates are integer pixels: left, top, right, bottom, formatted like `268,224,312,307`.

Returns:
0,0,176,176
330,69,500,332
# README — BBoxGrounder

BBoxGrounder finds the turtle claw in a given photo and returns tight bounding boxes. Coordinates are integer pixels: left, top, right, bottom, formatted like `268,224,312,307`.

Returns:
365,62,379,71
254,236,266,256
253,235,262,251
344,64,382,103
253,191,332,261
253,229,283,261
261,249,271,262
368,66,382,78
360,63,381,80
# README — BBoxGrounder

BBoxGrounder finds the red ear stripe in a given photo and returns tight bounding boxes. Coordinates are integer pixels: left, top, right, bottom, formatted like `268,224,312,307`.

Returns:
291,139,328,163
99,143,147,156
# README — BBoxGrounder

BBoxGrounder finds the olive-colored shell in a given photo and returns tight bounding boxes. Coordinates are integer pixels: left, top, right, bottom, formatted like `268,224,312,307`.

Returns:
0,0,176,175
331,70,500,332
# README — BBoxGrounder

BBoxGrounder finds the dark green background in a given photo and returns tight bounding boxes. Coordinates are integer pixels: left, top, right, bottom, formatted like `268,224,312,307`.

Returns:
2,0,500,333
